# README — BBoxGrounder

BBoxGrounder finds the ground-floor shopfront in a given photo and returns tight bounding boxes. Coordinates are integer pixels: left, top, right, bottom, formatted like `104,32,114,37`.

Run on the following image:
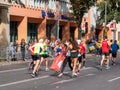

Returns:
9,4,116,44
10,15,115,44
10,15,78,43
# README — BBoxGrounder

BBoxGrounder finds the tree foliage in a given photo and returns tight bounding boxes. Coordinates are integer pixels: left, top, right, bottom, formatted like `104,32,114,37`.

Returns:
69,0,95,38
70,0,95,18
97,0,120,24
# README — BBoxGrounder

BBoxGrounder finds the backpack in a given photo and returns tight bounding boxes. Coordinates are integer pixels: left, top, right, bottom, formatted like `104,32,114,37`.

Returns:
96,43,101,49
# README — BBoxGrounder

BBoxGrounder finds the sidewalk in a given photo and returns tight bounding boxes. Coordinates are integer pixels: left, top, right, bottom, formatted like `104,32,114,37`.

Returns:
0,54,95,66
0,60,31,66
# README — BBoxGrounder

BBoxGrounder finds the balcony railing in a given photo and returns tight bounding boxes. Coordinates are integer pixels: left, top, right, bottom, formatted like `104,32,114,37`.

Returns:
0,0,9,7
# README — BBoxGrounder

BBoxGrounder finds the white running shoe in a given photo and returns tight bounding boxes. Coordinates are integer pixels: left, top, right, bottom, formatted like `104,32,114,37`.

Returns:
106,66,110,70
72,73,78,77
45,68,49,71
58,73,63,77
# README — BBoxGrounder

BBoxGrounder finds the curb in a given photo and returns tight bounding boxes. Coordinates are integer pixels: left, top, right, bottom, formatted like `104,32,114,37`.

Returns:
0,60,31,66
0,54,94,66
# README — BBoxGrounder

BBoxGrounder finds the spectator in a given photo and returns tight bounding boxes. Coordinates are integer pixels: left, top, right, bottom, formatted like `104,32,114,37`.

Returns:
20,38,27,61
111,40,119,65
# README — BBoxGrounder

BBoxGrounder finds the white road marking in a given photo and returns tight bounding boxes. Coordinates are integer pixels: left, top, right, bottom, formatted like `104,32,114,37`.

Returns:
81,67,93,71
0,75,49,88
51,73,95,85
0,66,95,87
85,73,95,76
0,67,94,74
0,68,27,74
108,77,120,82
51,79,74,85
63,67,94,74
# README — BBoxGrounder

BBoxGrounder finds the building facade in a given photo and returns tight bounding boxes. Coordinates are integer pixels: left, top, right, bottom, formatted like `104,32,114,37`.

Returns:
9,0,117,44
9,0,78,43
0,0,9,46
116,23,120,41
0,0,9,58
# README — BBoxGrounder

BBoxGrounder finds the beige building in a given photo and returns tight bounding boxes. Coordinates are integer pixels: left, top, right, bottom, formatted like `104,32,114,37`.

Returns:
116,23,120,41
0,0,9,58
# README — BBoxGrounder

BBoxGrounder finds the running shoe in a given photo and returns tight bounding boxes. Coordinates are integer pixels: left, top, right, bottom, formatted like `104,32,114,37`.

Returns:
106,66,110,70
45,68,49,71
72,73,78,78
99,66,103,71
31,72,38,78
82,66,86,69
58,73,63,77
31,73,36,78
111,62,116,65
76,70,80,75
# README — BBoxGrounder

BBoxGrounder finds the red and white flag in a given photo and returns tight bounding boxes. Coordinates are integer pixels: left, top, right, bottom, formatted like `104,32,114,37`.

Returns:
50,52,66,72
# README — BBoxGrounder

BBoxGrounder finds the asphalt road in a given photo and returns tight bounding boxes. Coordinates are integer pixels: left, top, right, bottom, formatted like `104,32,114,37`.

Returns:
0,55,120,90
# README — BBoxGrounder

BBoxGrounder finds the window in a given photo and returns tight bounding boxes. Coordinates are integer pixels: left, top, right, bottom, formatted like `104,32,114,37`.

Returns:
46,25,52,40
28,0,34,7
10,21,18,42
60,1,68,13
28,0,45,8
27,23,38,42
70,27,75,40
46,0,56,11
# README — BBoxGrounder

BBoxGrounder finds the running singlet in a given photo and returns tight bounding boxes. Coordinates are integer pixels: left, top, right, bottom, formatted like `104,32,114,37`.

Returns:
102,40,109,53
34,43,43,55
79,43,85,54
41,43,48,55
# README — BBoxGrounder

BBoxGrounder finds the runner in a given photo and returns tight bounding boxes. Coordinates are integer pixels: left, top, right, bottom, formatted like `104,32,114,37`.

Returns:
111,40,119,65
30,38,44,77
77,40,86,74
28,39,38,70
50,42,67,73
100,38,110,70
38,38,50,71
109,39,113,61
68,39,79,77
58,41,72,77
54,41,62,57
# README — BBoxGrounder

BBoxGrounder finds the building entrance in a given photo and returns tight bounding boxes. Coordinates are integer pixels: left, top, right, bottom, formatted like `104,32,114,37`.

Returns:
10,21,18,42
70,27,75,40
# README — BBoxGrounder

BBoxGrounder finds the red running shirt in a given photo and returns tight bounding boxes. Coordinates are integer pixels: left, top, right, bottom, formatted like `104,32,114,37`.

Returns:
102,40,109,53
79,42,85,54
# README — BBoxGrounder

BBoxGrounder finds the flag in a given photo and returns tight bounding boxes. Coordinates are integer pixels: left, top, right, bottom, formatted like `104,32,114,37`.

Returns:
110,23,116,30
50,52,66,72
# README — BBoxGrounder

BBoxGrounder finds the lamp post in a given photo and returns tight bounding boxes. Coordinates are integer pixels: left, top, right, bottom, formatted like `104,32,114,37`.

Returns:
105,1,107,26
56,1,60,40
57,16,60,40
103,0,107,39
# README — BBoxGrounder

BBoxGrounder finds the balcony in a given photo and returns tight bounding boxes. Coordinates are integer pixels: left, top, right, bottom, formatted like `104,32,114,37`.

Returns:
0,0,9,7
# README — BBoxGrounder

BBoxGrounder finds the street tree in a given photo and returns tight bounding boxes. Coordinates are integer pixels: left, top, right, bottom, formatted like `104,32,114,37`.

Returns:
97,0,120,25
70,0,95,39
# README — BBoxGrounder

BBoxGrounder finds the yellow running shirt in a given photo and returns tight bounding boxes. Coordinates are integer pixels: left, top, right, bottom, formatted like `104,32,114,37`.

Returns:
34,43,43,55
